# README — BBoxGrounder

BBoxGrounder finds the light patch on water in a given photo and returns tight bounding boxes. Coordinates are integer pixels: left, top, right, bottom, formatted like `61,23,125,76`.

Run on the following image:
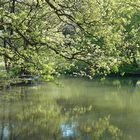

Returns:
0,123,9,140
60,122,77,137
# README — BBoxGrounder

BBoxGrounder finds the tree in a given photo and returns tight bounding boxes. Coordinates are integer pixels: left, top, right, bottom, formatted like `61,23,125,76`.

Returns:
0,0,140,80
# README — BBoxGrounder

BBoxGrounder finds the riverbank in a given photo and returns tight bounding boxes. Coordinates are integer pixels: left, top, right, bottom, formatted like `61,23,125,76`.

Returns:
0,76,39,90
0,71,140,90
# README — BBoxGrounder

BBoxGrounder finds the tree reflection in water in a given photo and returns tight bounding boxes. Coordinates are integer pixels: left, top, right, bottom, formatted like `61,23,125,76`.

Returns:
0,77,139,140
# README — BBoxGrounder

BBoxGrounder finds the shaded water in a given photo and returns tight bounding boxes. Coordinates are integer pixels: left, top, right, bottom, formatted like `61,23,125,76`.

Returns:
0,77,140,140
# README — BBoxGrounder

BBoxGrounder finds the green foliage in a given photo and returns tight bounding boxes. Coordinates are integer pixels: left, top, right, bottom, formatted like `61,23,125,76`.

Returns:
119,63,140,75
0,0,140,80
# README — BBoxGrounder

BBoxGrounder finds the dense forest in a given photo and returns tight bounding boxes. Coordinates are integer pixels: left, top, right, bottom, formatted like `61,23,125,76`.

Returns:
0,0,140,82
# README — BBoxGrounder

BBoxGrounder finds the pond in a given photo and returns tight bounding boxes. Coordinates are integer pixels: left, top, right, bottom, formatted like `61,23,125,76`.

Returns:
0,77,140,140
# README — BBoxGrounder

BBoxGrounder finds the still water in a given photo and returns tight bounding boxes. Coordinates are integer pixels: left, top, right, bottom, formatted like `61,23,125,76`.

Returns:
0,77,140,140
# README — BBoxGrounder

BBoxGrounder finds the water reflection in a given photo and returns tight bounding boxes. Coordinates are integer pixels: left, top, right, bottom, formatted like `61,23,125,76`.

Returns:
0,124,9,140
61,122,78,138
0,77,140,140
